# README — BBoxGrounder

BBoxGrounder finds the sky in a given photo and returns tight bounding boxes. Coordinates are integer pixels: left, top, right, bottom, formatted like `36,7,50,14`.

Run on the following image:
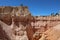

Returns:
0,0,60,16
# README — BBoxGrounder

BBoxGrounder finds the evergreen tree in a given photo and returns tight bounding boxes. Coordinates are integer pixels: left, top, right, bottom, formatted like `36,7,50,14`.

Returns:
55,13,59,16
51,13,55,16
20,4,23,6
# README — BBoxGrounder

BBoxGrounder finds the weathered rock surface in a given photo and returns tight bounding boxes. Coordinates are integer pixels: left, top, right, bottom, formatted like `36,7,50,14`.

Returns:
0,6,60,40
39,24,60,40
0,24,11,40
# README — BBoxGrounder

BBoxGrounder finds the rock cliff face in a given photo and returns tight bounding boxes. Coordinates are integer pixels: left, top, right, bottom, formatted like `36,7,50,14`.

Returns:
0,6,60,40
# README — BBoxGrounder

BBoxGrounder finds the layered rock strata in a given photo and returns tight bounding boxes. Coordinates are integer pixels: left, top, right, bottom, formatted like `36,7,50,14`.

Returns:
0,6,60,40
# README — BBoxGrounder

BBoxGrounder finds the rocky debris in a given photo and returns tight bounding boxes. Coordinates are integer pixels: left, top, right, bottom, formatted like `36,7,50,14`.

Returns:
14,23,28,40
45,24,60,40
39,34,46,40
38,24,60,40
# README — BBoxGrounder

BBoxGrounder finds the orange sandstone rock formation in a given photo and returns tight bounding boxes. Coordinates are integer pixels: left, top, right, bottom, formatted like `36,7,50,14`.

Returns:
0,6,60,40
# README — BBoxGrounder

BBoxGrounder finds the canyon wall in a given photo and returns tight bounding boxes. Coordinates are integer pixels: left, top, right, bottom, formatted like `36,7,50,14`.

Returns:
0,6,60,40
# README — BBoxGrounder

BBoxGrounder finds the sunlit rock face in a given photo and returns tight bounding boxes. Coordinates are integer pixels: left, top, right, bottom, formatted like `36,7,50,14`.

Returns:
39,24,60,40
0,6,30,16
0,24,11,40
0,6,31,25
0,6,31,40
0,6,60,40
32,16,60,40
